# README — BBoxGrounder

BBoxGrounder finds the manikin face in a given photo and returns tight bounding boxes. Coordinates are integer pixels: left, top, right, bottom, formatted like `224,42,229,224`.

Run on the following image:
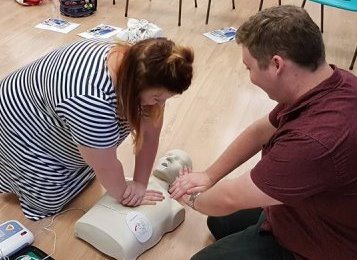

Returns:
153,149,192,185
140,87,176,107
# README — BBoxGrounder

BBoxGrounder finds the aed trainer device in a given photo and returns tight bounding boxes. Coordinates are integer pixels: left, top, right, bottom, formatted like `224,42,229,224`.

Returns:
0,220,34,258
10,245,54,260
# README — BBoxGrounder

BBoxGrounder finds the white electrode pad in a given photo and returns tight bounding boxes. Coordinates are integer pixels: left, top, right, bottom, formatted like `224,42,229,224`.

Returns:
126,211,152,243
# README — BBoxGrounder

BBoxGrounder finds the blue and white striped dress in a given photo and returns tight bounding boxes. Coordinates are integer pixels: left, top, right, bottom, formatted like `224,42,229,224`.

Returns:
0,39,131,220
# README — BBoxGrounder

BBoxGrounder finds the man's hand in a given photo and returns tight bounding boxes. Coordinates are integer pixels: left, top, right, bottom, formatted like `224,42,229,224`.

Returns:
169,167,214,199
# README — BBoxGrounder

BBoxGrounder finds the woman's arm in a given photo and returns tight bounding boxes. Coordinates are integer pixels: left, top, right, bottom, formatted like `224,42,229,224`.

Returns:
133,114,163,186
78,145,127,202
121,111,164,206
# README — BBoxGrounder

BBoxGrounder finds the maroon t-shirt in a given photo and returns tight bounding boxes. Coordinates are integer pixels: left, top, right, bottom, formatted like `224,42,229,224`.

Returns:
251,66,357,260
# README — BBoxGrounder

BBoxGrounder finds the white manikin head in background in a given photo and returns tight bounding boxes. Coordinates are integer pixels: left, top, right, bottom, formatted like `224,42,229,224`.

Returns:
153,149,193,186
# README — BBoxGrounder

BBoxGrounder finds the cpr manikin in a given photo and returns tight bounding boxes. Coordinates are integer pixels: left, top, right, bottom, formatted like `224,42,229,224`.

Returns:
75,149,192,260
153,149,193,186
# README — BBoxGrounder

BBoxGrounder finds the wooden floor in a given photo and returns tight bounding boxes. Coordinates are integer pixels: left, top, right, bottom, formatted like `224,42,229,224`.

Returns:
0,0,356,259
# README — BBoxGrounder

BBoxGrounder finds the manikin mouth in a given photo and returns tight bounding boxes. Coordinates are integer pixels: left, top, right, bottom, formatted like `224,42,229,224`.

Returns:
157,165,167,170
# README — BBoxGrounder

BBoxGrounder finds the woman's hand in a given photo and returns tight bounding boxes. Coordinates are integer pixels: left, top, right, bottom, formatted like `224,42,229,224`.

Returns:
141,189,165,205
169,167,214,199
121,180,164,206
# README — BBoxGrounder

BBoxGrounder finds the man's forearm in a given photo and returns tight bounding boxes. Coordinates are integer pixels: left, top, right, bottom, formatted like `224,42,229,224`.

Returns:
206,115,275,183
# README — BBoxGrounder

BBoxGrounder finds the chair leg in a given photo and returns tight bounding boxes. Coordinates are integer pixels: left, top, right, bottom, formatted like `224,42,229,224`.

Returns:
320,4,324,33
113,0,115,5
301,0,306,8
349,45,357,70
125,0,129,17
205,0,234,24
301,1,323,33
195,0,197,8
178,0,182,26
205,0,211,24
259,0,280,10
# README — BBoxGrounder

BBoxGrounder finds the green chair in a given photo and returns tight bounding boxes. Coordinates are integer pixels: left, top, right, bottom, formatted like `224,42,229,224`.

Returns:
301,0,357,70
301,0,357,33
350,46,356,70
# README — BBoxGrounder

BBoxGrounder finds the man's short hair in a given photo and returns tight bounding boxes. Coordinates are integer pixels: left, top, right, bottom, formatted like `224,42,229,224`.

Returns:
236,5,325,71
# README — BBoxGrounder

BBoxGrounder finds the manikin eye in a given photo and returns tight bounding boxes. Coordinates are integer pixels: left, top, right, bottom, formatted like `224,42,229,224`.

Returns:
161,162,168,167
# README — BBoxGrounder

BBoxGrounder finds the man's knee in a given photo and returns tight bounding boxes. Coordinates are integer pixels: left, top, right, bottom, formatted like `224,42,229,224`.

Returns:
190,246,217,260
207,216,224,240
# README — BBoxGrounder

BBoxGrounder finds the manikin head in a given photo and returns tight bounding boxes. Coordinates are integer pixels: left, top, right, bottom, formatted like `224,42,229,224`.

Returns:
153,149,192,185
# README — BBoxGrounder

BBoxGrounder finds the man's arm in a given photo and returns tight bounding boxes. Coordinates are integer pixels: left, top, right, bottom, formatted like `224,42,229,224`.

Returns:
189,170,282,216
206,114,277,183
170,114,276,198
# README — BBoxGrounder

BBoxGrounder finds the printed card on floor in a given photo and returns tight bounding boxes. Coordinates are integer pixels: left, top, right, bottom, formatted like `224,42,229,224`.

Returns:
78,24,122,39
203,27,237,44
35,18,80,33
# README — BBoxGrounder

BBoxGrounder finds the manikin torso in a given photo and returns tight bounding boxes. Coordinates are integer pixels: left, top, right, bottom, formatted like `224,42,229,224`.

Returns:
75,149,192,260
